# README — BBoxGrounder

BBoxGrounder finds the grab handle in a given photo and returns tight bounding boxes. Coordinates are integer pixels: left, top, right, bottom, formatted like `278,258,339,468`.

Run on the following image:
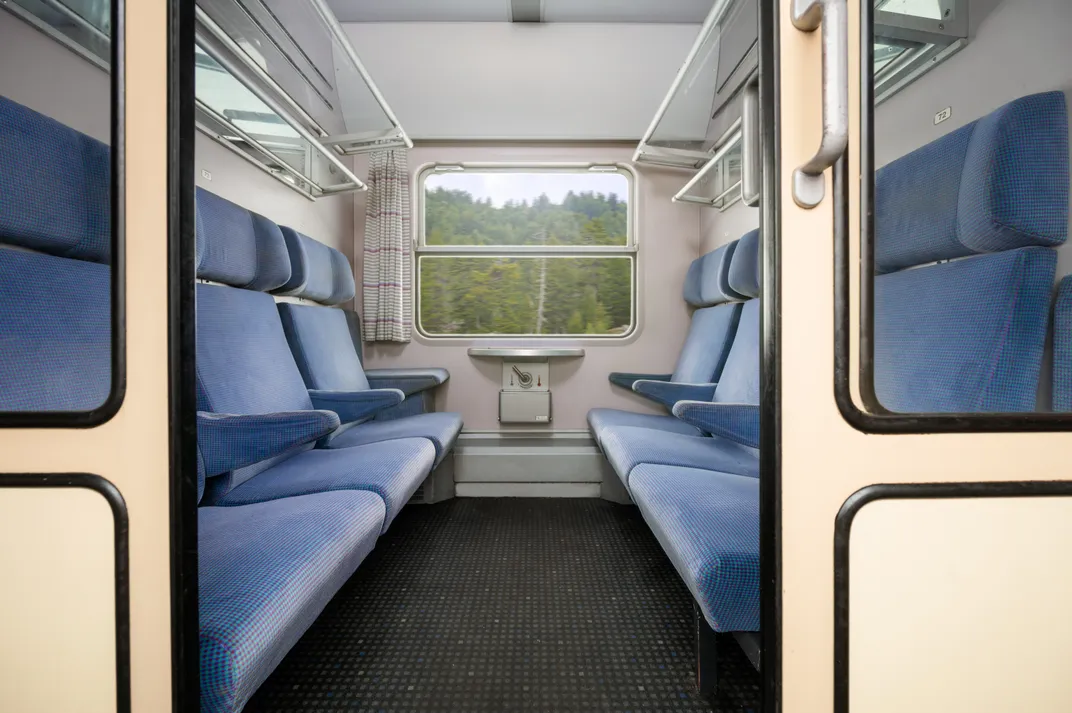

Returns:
741,77,761,207
791,0,848,208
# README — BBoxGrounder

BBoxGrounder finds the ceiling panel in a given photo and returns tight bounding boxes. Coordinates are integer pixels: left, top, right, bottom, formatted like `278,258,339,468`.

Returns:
342,23,698,140
542,0,713,23
326,0,509,23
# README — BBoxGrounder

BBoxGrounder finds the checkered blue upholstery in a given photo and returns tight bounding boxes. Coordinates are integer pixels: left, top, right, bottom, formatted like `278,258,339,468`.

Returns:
278,282,462,460
276,226,355,305
196,188,291,291
365,368,451,395
670,303,743,385
875,92,1067,274
587,409,702,447
630,465,760,632
875,248,1055,412
601,426,758,488
672,402,759,449
1052,276,1072,411
199,490,385,713
198,410,340,477
208,438,435,532
727,229,760,298
682,239,744,307
278,303,372,391
591,235,756,437
325,411,463,468
0,95,111,263
0,97,112,412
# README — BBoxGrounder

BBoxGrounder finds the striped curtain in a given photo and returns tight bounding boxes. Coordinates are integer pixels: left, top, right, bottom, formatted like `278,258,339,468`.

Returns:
362,149,412,342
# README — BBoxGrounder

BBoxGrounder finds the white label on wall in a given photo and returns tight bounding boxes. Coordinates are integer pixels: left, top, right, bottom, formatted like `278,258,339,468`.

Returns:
201,169,212,181
934,107,952,125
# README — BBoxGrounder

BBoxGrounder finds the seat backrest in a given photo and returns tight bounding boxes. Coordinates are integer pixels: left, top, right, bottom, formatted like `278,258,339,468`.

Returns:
195,188,319,489
0,95,112,412
713,229,761,405
873,91,1068,413
274,228,367,391
672,238,747,383
1053,276,1072,411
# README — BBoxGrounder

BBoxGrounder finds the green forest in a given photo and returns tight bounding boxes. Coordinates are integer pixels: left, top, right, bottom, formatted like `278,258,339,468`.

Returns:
419,186,633,336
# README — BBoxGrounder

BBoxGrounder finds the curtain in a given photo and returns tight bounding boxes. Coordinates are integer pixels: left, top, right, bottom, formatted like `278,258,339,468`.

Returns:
362,149,412,342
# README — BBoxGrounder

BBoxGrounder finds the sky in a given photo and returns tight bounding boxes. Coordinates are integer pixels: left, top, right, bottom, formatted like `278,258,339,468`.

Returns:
425,171,629,208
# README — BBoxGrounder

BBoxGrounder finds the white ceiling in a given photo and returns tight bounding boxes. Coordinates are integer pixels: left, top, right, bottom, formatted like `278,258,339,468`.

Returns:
327,0,714,24
343,22,699,140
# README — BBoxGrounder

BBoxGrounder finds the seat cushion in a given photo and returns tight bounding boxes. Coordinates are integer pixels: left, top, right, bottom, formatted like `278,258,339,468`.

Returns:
325,411,463,467
209,438,435,532
630,465,759,632
199,490,385,713
601,426,758,488
587,408,702,447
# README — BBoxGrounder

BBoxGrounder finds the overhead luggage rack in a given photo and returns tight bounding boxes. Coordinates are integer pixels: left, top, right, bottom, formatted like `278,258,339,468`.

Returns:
633,0,757,171
194,0,413,198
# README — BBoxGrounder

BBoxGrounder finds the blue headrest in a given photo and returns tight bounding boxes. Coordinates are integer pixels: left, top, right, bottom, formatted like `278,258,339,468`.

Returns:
728,229,760,298
875,91,1069,274
276,227,356,305
0,95,111,264
683,240,743,306
195,188,291,291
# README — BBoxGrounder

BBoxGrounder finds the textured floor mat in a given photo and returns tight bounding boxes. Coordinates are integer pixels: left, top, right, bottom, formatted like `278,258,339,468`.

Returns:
247,498,760,712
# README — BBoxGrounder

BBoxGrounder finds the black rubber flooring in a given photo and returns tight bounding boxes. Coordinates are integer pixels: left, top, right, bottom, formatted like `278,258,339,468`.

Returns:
247,498,760,713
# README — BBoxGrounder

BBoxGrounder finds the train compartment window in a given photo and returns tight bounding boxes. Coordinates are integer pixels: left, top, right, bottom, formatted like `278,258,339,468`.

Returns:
415,164,637,339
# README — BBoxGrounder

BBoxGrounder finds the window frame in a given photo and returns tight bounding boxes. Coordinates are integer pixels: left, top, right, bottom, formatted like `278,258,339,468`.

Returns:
0,0,125,426
834,0,1072,433
414,161,640,342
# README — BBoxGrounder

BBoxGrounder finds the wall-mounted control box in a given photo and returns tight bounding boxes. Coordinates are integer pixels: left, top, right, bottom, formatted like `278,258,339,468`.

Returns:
500,360,551,422
500,390,552,423
502,361,549,391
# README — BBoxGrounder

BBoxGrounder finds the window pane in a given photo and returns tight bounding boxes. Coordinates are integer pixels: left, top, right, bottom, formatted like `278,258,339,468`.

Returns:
874,42,909,73
875,0,943,20
424,171,630,247
418,256,633,337
1,0,117,416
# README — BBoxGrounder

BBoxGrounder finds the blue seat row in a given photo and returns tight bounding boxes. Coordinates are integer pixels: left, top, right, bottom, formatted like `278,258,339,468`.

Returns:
0,94,462,713
192,187,463,711
588,235,749,445
588,90,1069,688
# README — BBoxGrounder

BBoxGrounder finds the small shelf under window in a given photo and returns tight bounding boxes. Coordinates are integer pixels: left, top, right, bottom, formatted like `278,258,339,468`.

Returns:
468,348,586,359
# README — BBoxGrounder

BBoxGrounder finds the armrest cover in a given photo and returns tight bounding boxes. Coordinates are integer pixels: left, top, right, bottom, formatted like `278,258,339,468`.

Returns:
672,401,759,448
308,388,406,423
198,410,341,477
365,367,450,395
609,372,672,391
633,380,719,410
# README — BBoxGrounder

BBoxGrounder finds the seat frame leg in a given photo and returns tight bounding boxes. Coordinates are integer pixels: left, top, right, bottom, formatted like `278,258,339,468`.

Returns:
695,603,718,695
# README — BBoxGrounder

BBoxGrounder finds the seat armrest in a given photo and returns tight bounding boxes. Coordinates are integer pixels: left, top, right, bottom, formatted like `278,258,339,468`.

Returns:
609,372,672,390
198,410,341,477
364,367,450,396
308,388,406,423
632,380,718,410
671,401,759,448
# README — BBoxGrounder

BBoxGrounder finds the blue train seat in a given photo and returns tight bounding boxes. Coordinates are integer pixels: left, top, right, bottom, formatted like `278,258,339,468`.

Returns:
588,234,751,445
274,227,462,467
